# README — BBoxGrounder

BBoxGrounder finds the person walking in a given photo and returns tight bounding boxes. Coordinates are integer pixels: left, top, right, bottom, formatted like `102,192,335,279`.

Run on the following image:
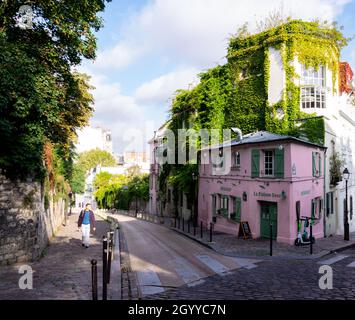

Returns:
78,203,96,248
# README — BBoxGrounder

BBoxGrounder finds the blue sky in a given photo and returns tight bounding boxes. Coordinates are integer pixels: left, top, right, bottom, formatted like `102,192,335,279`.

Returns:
79,0,355,154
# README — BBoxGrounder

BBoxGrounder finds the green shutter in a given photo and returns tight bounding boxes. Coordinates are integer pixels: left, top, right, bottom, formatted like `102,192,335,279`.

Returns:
274,148,284,178
312,152,316,177
311,199,316,224
235,197,241,222
251,149,260,178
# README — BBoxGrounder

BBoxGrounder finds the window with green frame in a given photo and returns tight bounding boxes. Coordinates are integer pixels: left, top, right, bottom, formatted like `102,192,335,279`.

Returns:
218,195,229,217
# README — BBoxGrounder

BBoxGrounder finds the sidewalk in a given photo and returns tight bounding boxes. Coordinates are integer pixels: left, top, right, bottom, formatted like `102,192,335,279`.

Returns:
0,212,111,300
109,210,355,260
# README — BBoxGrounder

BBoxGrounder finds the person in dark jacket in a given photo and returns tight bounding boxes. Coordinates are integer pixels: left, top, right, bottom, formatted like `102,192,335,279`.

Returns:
78,203,96,248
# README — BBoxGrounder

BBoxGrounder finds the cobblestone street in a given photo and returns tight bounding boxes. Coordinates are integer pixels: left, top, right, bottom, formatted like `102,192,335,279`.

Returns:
0,213,110,300
145,247,355,300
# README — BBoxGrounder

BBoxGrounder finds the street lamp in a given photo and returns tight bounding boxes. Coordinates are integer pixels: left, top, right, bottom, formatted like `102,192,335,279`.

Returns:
343,168,350,241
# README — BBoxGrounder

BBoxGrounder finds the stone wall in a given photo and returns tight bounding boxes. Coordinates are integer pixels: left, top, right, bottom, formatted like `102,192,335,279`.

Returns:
0,173,66,266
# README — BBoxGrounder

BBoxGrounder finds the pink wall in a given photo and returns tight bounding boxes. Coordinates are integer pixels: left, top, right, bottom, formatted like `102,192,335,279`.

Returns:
198,140,325,245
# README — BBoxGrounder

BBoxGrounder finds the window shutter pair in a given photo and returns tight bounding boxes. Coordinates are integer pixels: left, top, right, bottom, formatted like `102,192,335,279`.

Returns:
251,149,284,178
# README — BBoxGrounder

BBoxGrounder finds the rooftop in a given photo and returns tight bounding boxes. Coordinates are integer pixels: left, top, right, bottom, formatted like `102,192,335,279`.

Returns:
207,131,326,150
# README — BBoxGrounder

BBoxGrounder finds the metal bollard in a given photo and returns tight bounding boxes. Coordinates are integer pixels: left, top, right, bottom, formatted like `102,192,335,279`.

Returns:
310,224,313,255
209,223,213,242
188,219,190,233
107,231,114,284
178,217,180,229
182,218,185,232
194,223,196,236
269,224,273,256
91,259,98,300
174,216,177,228
200,221,203,238
102,236,108,300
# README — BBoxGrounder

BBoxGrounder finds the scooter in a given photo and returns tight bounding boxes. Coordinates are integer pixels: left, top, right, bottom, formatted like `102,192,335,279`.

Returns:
294,215,316,246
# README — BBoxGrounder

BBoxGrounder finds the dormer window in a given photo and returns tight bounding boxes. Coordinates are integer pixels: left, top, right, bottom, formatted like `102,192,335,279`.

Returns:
234,151,241,167
300,65,326,109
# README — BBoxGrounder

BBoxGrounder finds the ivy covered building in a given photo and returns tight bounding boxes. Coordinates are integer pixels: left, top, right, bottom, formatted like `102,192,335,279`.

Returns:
148,20,355,239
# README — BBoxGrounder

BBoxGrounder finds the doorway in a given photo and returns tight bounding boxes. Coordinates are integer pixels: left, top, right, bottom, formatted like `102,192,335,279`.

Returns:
260,202,278,239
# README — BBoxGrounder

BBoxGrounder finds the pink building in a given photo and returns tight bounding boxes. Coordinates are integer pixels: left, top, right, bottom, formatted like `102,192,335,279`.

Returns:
199,131,326,244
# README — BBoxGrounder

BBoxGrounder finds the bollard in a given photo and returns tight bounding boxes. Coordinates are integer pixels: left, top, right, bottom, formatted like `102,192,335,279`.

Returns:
102,236,108,300
107,231,114,284
194,223,196,236
269,224,273,256
188,219,190,233
310,224,313,255
182,218,185,232
91,259,98,300
209,223,213,242
174,216,177,228
178,217,180,229
200,221,203,238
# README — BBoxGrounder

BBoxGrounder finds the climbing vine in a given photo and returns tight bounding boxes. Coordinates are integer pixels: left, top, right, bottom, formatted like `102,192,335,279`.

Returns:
158,20,350,206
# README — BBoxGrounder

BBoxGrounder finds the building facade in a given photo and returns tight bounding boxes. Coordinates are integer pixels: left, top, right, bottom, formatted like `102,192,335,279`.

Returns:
199,131,326,244
76,125,113,154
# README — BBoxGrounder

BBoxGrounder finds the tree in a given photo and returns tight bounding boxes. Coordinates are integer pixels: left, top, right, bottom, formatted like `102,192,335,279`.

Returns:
93,171,113,190
78,149,117,173
0,0,111,179
70,164,86,194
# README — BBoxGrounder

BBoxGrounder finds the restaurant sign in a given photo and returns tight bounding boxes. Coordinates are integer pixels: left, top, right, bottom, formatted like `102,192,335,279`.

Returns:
253,191,281,198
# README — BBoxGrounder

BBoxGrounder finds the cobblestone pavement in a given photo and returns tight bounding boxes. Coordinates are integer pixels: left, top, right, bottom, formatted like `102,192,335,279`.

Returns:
145,247,355,300
0,213,110,300
110,210,355,259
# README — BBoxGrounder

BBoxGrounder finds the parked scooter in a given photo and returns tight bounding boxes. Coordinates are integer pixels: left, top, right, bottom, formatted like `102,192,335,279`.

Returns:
294,215,316,246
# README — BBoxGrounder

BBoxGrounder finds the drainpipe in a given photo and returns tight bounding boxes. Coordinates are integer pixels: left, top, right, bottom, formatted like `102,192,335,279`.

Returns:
323,148,327,238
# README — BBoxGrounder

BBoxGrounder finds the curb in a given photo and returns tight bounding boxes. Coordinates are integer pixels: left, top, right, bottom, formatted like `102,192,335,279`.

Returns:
170,227,355,261
104,211,355,262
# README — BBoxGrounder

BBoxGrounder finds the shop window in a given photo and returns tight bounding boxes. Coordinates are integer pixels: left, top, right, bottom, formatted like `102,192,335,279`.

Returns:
312,152,322,177
218,196,229,217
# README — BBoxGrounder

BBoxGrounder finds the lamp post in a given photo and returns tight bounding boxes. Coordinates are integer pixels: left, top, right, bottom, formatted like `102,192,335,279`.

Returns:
343,168,350,241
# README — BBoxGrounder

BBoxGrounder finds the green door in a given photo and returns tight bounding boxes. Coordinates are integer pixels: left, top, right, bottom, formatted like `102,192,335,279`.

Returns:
260,202,277,239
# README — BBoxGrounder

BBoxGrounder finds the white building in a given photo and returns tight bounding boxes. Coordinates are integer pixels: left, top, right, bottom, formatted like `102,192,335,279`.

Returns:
268,45,355,236
76,125,113,154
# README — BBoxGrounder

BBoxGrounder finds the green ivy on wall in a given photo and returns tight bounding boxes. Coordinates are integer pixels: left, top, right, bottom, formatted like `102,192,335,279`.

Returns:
158,20,350,203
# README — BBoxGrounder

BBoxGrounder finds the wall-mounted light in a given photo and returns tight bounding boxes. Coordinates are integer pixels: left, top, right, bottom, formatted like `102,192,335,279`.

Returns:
243,192,247,201
278,144,284,151
281,190,286,200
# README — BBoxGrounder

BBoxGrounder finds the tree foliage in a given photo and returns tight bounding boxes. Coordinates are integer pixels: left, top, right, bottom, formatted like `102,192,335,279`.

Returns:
70,163,86,194
0,0,111,179
94,173,149,210
77,148,116,173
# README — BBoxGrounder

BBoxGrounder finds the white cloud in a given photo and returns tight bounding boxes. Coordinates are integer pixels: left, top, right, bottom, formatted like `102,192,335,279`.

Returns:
134,67,200,104
91,42,143,70
85,73,149,151
128,0,351,67
78,0,352,151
